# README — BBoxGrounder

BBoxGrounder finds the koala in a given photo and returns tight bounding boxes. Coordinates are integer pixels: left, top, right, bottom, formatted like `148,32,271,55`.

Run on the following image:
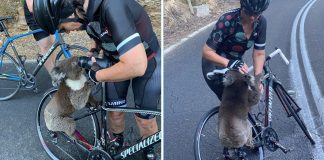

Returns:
44,57,96,136
218,70,262,149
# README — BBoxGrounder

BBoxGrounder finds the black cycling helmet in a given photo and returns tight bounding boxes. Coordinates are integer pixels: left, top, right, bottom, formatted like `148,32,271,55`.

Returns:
33,0,76,34
240,0,270,15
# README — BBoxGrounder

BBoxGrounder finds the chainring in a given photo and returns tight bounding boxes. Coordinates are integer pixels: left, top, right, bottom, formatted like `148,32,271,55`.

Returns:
262,127,279,152
87,149,113,160
24,73,36,89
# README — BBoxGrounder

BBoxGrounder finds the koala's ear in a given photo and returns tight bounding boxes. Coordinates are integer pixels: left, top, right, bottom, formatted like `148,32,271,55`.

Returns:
245,74,255,87
223,73,234,86
50,66,66,86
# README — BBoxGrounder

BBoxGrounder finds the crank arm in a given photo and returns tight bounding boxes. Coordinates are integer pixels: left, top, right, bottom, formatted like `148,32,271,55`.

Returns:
271,140,290,153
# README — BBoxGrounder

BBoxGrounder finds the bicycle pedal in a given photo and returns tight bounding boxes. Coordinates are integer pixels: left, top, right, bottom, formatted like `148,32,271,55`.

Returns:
272,140,290,154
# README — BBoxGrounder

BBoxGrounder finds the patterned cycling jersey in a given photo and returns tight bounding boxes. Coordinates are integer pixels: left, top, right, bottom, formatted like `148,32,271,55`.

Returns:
86,0,160,57
206,8,267,60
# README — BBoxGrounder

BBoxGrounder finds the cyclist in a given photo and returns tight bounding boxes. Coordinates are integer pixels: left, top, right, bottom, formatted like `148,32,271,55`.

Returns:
33,0,160,159
202,0,269,100
23,0,56,73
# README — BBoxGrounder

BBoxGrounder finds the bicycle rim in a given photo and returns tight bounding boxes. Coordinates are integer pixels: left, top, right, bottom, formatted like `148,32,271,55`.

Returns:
0,53,21,101
277,86,316,145
56,45,89,62
36,88,99,160
194,107,264,160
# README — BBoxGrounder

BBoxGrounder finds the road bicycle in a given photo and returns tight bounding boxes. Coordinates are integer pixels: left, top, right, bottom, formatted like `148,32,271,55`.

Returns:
36,60,161,159
0,16,88,100
194,48,315,160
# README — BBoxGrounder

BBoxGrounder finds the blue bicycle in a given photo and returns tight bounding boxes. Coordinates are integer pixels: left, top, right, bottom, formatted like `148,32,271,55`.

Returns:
0,16,88,101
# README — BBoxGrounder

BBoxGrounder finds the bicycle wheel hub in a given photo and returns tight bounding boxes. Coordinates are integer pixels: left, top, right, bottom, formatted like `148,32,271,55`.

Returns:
262,127,279,152
88,149,113,160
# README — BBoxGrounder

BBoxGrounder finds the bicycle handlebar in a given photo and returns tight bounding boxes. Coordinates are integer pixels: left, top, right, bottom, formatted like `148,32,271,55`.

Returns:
248,48,289,72
207,48,290,79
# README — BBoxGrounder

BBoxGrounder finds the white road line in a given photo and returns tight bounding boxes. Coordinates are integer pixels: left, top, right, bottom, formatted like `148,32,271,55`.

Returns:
299,0,324,119
290,0,324,158
164,21,215,55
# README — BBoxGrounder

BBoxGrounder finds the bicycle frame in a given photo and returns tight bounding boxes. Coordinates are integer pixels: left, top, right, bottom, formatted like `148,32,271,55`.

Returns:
0,21,72,82
55,82,162,159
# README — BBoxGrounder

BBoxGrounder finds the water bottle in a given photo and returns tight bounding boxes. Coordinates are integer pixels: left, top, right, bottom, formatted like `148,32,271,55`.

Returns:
77,56,109,69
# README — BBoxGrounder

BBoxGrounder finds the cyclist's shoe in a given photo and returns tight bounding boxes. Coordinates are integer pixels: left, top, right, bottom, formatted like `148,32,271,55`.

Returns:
143,146,158,160
108,133,124,154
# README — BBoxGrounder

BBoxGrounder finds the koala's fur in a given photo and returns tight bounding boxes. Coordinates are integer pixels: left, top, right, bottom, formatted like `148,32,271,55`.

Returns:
44,57,96,136
218,70,262,149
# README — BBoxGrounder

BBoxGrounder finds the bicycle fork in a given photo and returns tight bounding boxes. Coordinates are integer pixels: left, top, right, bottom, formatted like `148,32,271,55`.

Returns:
263,78,290,154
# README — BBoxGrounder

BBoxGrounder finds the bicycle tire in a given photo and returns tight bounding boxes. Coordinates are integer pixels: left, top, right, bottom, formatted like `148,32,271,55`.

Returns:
36,88,100,160
194,106,264,160
55,44,89,62
276,85,315,145
0,52,22,101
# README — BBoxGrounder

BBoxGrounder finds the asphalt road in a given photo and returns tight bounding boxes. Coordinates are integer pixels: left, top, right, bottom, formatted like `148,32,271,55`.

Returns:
164,0,324,159
0,65,52,159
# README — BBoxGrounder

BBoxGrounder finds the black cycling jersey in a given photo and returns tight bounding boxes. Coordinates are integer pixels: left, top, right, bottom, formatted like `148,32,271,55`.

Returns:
86,0,160,56
85,0,161,115
206,8,267,60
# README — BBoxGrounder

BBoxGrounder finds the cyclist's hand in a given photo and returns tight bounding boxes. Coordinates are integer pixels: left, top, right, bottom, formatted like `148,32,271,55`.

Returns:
227,59,247,74
86,51,94,57
87,48,99,57
240,63,249,74
90,57,101,71
259,83,264,94
88,69,98,83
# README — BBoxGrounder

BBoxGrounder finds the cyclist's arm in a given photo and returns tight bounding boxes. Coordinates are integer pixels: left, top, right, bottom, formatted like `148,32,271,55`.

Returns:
253,15,267,75
252,49,265,75
95,43,147,82
26,0,33,13
203,14,231,67
93,0,148,82
203,44,229,67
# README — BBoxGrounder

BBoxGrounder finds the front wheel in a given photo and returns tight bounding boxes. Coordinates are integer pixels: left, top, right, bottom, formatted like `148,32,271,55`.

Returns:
36,88,99,160
0,52,22,101
194,107,264,160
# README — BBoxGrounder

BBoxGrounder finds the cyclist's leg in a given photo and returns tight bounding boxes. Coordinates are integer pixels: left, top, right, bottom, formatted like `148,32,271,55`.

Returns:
132,50,160,138
105,80,130,147
24,1,56,73
201,57,224,100
37,35,56,72
132,51,160,159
